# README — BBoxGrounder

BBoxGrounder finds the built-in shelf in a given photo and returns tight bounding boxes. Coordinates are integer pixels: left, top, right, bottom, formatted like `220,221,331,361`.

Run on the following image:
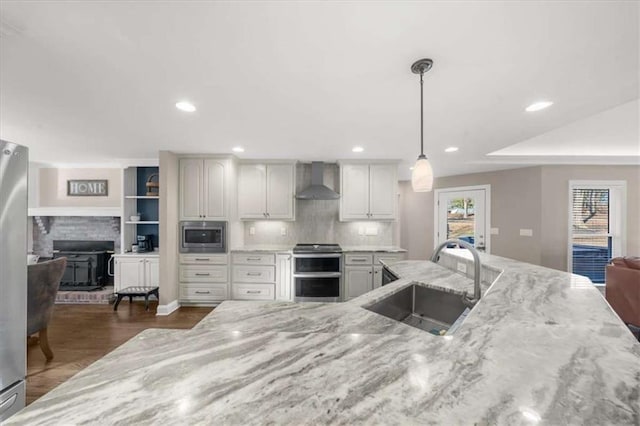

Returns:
125,221,159,225
125,195,159,199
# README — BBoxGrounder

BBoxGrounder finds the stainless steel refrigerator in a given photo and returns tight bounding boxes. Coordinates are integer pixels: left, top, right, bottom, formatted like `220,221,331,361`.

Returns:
0,140,27,421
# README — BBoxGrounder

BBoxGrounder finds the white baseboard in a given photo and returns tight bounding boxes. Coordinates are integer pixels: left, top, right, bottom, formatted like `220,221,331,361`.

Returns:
156,299,180,316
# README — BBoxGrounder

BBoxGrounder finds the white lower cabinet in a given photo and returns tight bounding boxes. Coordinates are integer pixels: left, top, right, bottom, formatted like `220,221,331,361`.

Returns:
179,254,229,304
114,255,159,292
345,266,373,300
232,251,293,301
344,252,406,300
276,254,292,301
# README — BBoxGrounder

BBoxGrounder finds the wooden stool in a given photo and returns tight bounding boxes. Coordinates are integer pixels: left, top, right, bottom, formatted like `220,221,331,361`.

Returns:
114,286,159,311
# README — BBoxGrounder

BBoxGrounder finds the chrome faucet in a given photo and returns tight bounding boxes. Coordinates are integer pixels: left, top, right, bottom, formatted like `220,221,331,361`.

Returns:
431,239,482,308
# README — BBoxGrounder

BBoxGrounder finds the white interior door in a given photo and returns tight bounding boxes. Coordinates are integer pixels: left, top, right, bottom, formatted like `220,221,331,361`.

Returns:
435,186,489,252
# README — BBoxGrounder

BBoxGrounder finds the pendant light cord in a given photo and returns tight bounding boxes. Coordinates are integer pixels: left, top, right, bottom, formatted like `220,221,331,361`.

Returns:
420,72,424,158
419,71,425,158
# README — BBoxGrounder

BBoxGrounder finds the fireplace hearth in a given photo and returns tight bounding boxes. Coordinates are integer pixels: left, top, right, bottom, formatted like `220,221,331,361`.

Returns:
52,240,114,291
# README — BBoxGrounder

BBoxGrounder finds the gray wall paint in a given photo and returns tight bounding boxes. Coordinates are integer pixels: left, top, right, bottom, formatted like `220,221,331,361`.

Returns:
539,165,640,271
32,216,121,257
242,163,396,246
399,166,542,264
398,165,640,272
159,151,179,305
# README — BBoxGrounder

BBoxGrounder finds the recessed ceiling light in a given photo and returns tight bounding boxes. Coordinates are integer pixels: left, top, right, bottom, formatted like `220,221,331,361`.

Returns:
232,147,245,153
409,166,414,170
444,147,459,153
175,101,196,112
525,101,553,112
352,146,364,153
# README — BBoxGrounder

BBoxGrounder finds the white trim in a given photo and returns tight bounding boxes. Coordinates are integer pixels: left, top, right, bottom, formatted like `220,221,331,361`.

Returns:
567,180,627,275
28,207,122,217
156,299,180,316
433,184,491,254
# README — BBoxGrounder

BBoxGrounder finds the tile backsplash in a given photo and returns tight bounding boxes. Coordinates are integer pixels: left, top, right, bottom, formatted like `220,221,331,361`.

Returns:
242,163,398,246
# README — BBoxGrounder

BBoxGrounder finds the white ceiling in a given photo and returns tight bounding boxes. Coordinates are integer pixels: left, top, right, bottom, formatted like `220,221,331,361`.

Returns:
0,1,638,179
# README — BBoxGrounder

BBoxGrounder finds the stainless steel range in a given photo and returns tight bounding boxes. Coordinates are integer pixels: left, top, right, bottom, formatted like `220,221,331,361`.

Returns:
293,243,342,302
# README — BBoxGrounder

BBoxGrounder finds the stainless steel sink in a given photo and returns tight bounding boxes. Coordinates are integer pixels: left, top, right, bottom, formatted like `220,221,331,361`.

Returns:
365,285,469,335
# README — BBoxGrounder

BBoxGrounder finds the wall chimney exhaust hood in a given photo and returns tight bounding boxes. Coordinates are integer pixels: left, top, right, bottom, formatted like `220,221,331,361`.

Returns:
296,162,340,200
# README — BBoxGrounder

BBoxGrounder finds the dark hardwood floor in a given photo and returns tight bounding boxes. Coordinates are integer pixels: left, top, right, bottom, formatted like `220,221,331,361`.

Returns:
26,301,212,405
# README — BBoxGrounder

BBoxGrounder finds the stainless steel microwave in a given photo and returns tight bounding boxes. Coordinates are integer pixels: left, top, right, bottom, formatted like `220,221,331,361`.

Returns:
179,221,227,253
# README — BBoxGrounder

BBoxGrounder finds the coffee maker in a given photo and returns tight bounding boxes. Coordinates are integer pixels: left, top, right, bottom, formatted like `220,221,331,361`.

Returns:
136,235,154,252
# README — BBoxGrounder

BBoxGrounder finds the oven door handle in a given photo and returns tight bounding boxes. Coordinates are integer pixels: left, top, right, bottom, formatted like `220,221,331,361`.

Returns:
293,272,342,278
292,253,342,259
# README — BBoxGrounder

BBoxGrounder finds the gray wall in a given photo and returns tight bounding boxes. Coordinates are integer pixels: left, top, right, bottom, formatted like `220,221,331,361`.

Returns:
32,216,121,257
399,165,640,272
540,165,640,271
242,163,397,246
159,151,179,305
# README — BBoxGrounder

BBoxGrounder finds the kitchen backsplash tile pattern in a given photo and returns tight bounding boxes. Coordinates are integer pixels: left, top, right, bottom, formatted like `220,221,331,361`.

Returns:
243,163,398,246
32,216,121,257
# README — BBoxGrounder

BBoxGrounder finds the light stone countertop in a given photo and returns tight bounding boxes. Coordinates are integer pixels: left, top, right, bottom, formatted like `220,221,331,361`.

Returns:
230,245,294,253
112,251,160,257
341,245,407,253
230,245,407,253
7,252,640,425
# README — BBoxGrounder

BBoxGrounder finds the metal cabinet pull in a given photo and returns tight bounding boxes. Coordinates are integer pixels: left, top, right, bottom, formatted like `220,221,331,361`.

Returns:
246,257,261,261
352,259,367,262
195,290,210,294
246,272,262,276
195,258,210,261
246,290,261,294
195,273,211,276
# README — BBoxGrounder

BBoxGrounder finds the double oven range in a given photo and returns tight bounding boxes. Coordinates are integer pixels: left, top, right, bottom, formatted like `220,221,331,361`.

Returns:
293,243,342,302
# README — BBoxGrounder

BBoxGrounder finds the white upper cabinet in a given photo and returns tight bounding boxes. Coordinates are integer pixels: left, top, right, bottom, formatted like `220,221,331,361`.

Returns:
368,164,396,219
203,159,226,219
341,164,370,220
180,158,228,220
266,164,295,219
340,162,397,221
238,162,295,220
238,164,267,219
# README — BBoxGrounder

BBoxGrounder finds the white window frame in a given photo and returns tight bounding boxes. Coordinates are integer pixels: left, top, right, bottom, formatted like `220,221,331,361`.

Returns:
567,180,627,278
433,184,491,253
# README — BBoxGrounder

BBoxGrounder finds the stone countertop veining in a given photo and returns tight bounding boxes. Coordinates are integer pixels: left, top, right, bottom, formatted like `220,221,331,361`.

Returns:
230,245,293,253
230,245,407,253
7,253,640,425
340,245,407,253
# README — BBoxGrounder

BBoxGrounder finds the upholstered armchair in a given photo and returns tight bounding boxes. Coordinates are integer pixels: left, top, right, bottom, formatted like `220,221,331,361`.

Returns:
27,257,67,360
605,257,640,329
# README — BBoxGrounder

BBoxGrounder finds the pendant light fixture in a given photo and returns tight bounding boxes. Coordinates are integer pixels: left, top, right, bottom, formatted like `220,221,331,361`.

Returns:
410,58,434,192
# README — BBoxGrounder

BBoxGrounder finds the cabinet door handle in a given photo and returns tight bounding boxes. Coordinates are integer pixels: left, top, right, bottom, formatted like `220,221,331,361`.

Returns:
195,258,210,261
369,271,372,274
195,273,211,276
195,290,210,294
246,257,261,261
352,259,367,262
375,270,379,274
246,272,262,276
246,290,261,294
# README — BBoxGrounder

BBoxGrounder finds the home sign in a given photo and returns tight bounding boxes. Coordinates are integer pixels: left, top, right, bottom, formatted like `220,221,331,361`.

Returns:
67,179,109,196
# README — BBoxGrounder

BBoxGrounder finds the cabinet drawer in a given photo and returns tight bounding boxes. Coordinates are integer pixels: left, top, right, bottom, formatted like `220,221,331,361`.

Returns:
232,284,275,301
180,265,228,282
345,253,373,265
180,284,228,300
180,254,228,265
373,253,406,265
232,253,276,265
233,265,275,283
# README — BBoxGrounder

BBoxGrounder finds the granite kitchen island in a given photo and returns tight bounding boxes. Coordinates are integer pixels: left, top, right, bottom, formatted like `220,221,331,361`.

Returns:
7,251,640,425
